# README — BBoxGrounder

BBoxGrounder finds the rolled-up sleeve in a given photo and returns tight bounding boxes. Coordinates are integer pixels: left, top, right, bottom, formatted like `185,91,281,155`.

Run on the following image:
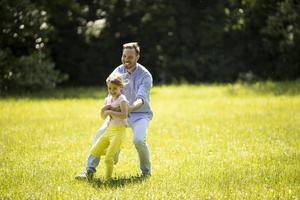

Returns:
136,74,152,103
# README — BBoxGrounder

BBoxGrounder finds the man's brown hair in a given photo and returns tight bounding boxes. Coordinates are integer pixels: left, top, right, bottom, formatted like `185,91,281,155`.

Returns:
123,42,140,55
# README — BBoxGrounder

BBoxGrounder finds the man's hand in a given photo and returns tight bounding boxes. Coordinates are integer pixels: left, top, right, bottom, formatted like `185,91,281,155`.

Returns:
129,98,143,113
128,105,134,113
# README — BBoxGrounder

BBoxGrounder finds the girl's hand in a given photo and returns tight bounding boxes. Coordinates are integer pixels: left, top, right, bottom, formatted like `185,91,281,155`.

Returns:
102,105,112,110
110,107,121,112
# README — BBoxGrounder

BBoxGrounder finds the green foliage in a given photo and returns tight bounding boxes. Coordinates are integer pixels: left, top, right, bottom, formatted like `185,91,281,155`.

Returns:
261,0,300,79
0,83,299,199
14,52,67,90
0,51,67,93
240,0,300,80
0,0,67,93
0,0,52,55
0,0,299,87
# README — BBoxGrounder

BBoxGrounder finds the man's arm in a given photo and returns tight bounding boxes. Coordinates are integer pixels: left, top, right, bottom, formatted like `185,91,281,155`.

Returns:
129,98,144,112
129,74,152,113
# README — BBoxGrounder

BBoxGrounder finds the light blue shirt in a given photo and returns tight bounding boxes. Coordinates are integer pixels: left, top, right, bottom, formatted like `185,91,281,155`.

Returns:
112,63,153,122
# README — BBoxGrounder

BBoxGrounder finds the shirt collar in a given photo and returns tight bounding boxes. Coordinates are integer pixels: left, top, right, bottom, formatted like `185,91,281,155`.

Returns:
127,63,139,75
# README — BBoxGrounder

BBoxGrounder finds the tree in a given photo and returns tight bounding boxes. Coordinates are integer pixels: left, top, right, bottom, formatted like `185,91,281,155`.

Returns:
0,0,66,93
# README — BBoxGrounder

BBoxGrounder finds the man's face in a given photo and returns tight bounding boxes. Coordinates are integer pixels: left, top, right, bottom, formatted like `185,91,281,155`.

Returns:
121,48,139,71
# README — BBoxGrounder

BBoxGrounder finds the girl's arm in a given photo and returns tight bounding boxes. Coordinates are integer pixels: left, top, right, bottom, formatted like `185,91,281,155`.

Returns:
105,101,128,119
101,97,111,119
101,104,111,119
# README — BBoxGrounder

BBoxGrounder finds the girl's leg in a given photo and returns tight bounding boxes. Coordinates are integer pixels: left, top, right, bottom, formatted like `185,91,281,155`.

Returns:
90,135,109,158
104,131,125,179
86,119,110,172
92,117,110,144
76,136,109,180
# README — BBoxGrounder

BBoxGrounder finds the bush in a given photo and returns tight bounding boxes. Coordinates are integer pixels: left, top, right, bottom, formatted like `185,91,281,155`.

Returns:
0,51,67,94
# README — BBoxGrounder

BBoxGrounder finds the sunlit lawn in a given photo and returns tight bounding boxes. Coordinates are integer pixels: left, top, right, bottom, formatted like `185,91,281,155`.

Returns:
0,82,299,199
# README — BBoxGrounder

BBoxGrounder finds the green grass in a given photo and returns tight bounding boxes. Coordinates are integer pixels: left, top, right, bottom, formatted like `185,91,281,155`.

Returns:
1,82,300,199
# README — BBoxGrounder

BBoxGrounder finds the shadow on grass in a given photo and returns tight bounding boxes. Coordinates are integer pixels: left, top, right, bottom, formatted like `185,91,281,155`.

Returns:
90,174,150,188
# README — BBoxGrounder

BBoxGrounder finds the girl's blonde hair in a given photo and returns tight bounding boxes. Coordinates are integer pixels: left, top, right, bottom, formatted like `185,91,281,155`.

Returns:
106,73,124,87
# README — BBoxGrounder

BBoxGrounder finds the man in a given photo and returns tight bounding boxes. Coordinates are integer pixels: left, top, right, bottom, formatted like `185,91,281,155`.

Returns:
76,42,153,180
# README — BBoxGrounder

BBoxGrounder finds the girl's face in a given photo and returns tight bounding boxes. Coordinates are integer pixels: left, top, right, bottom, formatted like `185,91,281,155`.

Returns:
107,82,122,98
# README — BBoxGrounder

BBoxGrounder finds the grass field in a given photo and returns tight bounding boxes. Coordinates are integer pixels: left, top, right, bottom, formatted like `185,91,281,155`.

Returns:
0,82,299,199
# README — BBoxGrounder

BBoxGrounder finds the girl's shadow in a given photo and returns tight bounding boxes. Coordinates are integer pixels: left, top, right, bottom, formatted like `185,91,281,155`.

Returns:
90,174,150,188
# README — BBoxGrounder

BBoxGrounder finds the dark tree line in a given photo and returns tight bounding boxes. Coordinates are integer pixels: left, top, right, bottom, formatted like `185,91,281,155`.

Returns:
1,0,299,93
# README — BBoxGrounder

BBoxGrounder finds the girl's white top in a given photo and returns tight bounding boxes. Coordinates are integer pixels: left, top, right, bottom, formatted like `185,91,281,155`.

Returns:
105,94,128,126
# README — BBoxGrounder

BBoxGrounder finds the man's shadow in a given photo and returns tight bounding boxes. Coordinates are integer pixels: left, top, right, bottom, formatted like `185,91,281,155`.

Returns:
90,174,150,188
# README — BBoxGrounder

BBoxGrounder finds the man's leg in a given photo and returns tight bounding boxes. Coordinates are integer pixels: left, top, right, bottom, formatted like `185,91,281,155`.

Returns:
131,118,151,175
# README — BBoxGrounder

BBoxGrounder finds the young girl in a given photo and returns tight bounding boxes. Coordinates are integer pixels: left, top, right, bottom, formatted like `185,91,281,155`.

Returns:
89,74,128,181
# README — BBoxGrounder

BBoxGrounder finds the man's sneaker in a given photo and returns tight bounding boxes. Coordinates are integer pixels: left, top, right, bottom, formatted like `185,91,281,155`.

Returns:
141,172,151,178
75,170,94,181
113,150,120,165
